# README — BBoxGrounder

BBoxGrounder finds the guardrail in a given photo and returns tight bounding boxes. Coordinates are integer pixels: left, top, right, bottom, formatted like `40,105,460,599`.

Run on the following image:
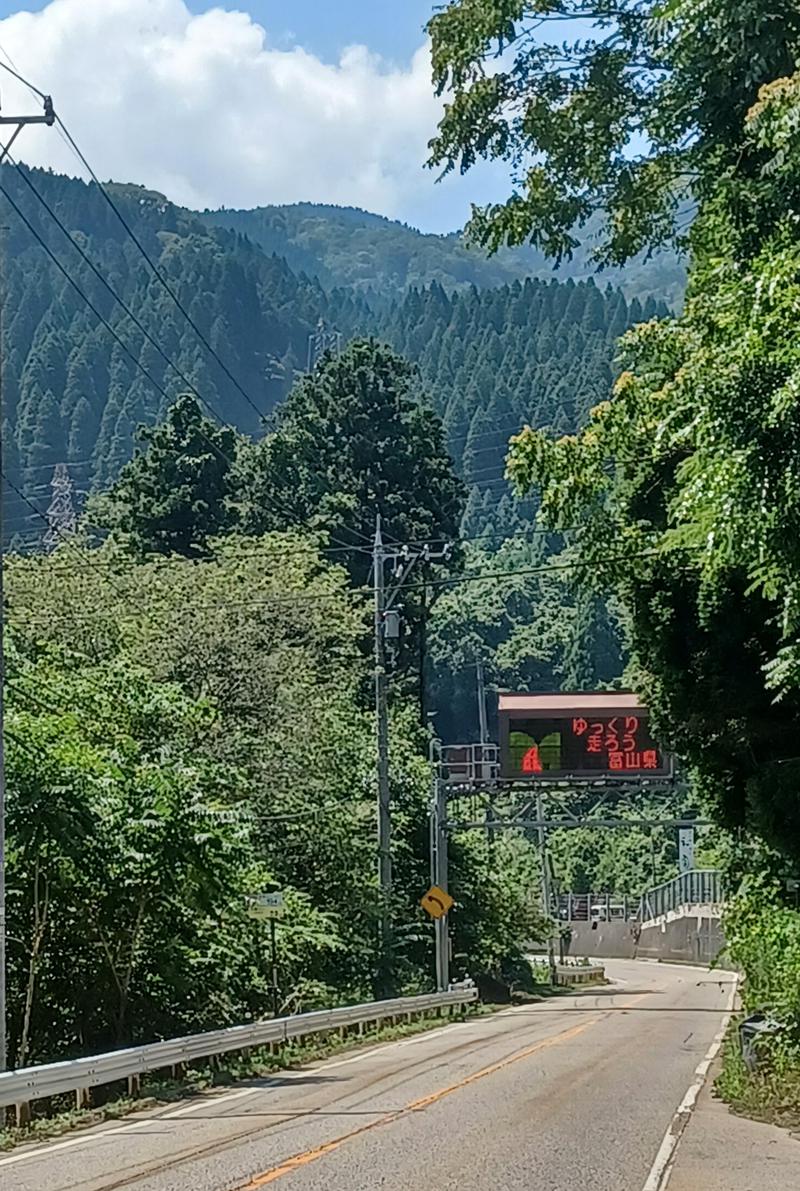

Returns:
0,987,477,1115
637,869,723,923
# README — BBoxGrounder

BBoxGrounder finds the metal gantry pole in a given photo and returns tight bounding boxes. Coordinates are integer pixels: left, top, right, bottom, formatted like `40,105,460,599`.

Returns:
537,790,557,984
373,514,392,997
0,228,5,1073
433,771,450,993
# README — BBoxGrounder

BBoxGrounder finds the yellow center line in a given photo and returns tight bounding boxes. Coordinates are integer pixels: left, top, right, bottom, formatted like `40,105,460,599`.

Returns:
238,1004,635,1189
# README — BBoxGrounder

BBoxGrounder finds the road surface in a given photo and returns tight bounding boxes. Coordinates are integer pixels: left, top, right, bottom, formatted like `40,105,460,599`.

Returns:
0,959,735,1191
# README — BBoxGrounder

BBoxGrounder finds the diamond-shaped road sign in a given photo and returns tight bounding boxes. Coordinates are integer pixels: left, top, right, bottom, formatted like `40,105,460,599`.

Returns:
420,885,454,920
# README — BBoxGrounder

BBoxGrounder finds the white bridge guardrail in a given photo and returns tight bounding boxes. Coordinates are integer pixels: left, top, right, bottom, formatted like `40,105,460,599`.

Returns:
0,987,477,1112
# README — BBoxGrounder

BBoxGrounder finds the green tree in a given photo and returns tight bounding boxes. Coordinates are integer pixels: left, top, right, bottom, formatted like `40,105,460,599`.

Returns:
427,0,800,264
238,340,465,567
87,394,237,557
495,24,800,857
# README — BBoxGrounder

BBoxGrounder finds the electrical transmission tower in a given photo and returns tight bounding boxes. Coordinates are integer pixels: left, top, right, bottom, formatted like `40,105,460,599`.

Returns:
44,462,77,550
307,318,342,372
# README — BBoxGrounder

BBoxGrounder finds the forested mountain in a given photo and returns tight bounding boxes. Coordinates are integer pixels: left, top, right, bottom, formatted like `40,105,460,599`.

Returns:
374,280,666,535
202,202,685,306
2,165,658,547
1,167,355,544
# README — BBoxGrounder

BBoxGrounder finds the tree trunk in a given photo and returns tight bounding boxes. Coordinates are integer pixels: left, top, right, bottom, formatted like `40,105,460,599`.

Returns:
17,865,49,1069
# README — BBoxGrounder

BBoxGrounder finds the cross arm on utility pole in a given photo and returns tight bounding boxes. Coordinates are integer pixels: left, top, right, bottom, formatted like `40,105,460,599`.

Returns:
0,93,55,126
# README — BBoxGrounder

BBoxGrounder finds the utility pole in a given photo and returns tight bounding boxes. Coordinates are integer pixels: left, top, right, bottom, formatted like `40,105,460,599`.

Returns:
476,656,488,745
476,656,496,846
0,88,55,1074
373,514,392,997
537,790,557,985
373,522,453,998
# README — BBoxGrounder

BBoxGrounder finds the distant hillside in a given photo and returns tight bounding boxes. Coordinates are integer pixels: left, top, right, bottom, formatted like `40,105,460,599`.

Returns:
372,278,665,536
0,168,345,543
201,202,685,306
2,166,665,547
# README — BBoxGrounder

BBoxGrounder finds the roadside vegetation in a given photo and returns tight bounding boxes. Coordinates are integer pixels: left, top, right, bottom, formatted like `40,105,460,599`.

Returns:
426,0,800,1120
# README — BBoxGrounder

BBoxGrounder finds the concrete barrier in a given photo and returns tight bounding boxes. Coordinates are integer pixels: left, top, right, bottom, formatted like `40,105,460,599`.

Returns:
637,911,728,967
564,909,729,967
555,963,605,986
566,921,637,960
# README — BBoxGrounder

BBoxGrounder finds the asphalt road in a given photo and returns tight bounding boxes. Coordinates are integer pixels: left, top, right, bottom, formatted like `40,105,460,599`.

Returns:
0,959,735,1191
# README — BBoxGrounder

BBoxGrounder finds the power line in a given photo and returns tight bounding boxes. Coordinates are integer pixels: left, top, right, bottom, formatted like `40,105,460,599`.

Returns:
0,56,47,102
51,116,269,425
1,167,368,552
7,546,694,624
2,470,135,602
8,157,247,433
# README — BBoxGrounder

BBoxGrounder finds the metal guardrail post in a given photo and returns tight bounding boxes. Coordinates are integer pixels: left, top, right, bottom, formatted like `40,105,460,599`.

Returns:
0,988,478,1115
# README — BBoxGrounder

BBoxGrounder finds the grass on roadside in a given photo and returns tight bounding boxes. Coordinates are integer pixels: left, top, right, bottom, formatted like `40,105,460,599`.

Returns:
716,1021,800,1130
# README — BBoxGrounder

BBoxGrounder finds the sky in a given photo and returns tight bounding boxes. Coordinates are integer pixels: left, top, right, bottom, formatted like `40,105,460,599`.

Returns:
0,0,510,231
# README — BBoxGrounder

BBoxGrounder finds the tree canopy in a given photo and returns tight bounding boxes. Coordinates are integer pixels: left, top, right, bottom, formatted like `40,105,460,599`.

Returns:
427,1,800,264
88,394,236,557
488,7,800,858
238,339,466,577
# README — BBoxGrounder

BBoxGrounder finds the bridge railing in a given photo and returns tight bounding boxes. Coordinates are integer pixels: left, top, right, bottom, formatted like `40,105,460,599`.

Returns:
557,869,723,925
637,869,723,923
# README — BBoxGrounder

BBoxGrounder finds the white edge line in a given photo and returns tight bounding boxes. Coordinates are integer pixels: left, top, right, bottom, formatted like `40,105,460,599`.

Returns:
641,977,738,1191
0,1012,485,1167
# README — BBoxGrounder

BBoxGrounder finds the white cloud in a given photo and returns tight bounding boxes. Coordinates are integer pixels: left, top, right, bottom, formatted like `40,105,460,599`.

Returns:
0,0,499,228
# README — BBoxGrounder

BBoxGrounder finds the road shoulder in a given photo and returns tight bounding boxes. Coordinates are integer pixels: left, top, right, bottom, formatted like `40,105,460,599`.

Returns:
668,1075,800,1191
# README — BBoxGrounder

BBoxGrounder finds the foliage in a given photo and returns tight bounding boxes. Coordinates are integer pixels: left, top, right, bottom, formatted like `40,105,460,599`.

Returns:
495,13,800,859
3,165,666,553
724,881,800,1027
427,537,575,740
87,394,237,557
1,165,328,534
376,277,660,535
717,881,800,1122
4,533,547,1062
238,340,464,564
427,0,800,264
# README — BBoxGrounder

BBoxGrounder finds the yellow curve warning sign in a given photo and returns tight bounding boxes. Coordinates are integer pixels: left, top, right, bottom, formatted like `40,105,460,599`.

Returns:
420,885,454,920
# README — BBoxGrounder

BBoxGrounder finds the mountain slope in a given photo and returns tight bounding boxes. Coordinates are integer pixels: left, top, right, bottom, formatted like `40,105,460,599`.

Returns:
1,167,341,543
2,167,662,547
201,202,685,305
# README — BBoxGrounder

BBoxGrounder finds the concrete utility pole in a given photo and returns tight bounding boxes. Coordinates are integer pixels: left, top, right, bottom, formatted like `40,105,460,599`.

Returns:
373,514,392,997
373,521,452,996
476,656,488,745
476,656,497,846
432,766,449,993
0,88,56,1074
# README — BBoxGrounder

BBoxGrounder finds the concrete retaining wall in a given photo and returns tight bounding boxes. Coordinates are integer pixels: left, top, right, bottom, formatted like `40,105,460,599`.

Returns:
637,912,728,967
566,910,729,967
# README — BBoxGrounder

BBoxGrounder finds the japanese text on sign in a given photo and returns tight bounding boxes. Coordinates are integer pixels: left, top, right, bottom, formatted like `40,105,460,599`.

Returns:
506,714,667,778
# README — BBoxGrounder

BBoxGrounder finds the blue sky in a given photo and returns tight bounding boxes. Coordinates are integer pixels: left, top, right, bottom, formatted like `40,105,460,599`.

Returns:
0,0,509,230
0,0,436,60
